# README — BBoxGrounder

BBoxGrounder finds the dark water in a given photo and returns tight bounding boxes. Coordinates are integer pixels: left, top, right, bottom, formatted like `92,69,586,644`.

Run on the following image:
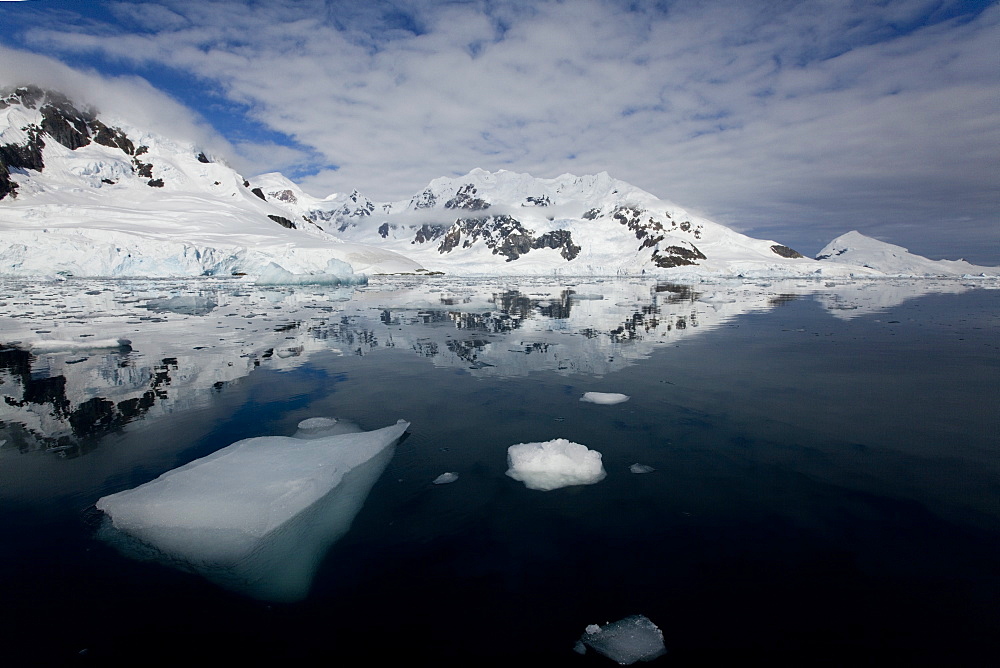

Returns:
1,278,998,665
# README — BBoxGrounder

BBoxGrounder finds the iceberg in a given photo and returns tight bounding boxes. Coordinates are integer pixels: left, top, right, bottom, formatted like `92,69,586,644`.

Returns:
96,418,409,602
581,392,631,405
432,472,459,485
505,439,606,491
575,615,667,664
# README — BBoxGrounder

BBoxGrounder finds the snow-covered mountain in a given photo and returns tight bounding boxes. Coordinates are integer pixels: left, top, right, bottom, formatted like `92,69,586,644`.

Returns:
252,168,858,277
816,231,998,277
2,87,993,280
0,86,419,281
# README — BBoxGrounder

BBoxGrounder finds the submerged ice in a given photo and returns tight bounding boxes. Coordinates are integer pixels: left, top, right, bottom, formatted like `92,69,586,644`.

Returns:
581,392,630,405
576,615,667,664
96,417,409,602
505,439,606,491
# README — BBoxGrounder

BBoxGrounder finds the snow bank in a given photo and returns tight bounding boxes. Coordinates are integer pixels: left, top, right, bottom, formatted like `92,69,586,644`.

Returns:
505,439,606,491
575,615,667,664
580,391,630,405
97,418,409,602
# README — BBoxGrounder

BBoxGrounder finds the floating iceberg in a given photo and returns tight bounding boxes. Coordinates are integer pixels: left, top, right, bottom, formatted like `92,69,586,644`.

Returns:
96,418,409,602
581,392,630,405
505,439,606,491
432,472,459,485
575,615,667,664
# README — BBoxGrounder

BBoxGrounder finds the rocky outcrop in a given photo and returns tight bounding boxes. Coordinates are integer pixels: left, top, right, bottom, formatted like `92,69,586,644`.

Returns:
0,86,155,198
438,214,580,262
444,183,490,211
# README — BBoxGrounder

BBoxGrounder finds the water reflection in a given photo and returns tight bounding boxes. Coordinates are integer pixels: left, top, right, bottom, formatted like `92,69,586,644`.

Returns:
0,276,987,452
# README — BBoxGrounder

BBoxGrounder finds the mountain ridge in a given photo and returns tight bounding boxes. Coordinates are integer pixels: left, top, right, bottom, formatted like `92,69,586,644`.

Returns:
1,86,995,279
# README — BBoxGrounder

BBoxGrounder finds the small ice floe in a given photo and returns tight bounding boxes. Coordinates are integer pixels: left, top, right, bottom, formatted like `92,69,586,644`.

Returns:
28,338,132,353
580,392,630,405
574,615,667,664
629,463,655,474
96,418,409,602
432,472,459,485
506,439,606,491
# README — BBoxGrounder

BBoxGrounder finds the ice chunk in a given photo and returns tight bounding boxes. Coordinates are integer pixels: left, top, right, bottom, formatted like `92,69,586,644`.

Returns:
29,337,131,352
581,392,630,405
292,416,364,439
629,463,655,474
96,419,409,602
505,439,606,491
578,615,667,664
432,472,459,484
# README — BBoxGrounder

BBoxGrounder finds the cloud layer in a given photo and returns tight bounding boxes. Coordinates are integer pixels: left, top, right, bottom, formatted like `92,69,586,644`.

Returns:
3,0,998,261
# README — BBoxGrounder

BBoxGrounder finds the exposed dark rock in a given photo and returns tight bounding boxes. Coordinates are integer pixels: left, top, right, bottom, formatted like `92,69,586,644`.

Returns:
582,208,602,220
268,214,296,229
0,125,46,199
534,229,581,260
251,187,266,200
651,243,706,268
444,183,490,211
410,188,437,209
412,223,446,244
524,195,551,207
438,215,580,262
133,159,153,178
378,222,390,238
147,178,164,188
815,248,848,260
91,120,135,155
770,244,804,259
196,152,210,163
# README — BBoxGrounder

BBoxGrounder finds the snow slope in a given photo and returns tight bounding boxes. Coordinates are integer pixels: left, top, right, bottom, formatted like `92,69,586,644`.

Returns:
817,231,998,277
255,168,863,277
0,87,420,280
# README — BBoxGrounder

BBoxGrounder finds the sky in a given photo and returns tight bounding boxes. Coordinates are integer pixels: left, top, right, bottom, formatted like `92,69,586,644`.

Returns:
0,0,998,263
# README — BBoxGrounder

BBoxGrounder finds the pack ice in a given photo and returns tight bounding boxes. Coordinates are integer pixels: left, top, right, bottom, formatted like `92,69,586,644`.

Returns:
505,439,606,491
96,418,409,602
575,614,667,664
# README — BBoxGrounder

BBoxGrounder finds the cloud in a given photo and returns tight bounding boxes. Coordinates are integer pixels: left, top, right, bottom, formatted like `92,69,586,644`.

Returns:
0,44,243,165
7,0,1000,261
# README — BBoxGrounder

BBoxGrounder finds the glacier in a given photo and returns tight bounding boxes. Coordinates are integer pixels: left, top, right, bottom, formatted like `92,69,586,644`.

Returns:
96,418,410,602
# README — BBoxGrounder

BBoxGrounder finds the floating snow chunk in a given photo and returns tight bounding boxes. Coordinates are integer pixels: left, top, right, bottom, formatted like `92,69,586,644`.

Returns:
96,419,409,602
629,463,655,474
577,615,667,664
505,439,606,491
142,295,217,315
29,337,131,352
432,472,459,485
581,392,630,405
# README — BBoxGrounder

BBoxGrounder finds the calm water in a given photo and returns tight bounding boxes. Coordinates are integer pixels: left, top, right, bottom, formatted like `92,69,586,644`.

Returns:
1,277,998,665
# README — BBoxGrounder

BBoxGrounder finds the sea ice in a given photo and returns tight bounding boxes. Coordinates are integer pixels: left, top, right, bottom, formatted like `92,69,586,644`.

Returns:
432,472,459,484
505,439,606,491
629,463,655,474
577,615,667,664
96,418,409,602
581,392,630,405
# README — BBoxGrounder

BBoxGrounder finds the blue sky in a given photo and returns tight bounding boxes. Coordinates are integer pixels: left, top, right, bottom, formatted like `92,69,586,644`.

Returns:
1,0,998,263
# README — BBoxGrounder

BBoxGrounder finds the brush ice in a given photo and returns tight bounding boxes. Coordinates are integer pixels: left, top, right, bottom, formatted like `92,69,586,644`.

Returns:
505,439,606,491
577,615,667,664
96,418,409,602
581,392,630,405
